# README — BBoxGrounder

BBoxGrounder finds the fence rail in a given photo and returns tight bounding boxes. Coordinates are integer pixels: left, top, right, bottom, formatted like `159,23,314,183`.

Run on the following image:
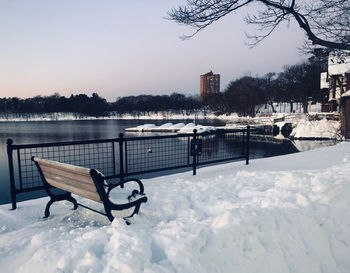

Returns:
7,127,250,209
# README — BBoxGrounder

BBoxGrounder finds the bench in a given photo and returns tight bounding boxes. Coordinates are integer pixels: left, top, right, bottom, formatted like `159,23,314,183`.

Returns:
32,157,147,223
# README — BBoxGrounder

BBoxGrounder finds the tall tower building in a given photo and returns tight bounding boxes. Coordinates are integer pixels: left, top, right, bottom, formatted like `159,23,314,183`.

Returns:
200,70,220,101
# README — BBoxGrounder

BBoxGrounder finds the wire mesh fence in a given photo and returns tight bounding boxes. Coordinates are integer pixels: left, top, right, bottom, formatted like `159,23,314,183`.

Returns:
7,128,249,209
125,135,190,175
197,131,245,164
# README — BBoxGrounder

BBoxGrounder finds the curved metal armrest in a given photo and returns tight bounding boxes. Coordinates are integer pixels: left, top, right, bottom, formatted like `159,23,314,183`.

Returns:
108,195,148,211
106,178,145,196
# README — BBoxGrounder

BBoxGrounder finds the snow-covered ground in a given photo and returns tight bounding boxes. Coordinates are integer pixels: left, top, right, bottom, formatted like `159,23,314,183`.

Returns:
1,142,350,273
290,118,341,139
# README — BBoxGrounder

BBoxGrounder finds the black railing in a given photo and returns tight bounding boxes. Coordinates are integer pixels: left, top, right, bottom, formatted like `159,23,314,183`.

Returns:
7,127,250,209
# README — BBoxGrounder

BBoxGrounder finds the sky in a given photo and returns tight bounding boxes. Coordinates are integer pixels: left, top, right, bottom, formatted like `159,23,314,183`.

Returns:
0,0,306,102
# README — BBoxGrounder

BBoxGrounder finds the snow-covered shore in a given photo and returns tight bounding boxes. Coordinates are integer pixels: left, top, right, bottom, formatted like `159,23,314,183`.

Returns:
1,142,350,273
1,111,341,139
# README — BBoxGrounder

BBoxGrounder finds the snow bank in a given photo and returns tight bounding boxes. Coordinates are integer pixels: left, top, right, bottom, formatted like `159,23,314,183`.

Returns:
168,123,185,129
125,123,216,134
136,124,157,131
328,51,350,75
290,118,341,139
1,143,350,273
177,123,216,134
158,123,173,129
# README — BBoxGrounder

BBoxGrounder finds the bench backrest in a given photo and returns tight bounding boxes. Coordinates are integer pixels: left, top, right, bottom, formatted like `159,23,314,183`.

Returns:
32,157,102,202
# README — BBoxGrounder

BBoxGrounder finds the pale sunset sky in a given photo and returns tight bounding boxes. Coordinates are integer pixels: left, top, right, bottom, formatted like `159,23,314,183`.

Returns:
0,0,306,101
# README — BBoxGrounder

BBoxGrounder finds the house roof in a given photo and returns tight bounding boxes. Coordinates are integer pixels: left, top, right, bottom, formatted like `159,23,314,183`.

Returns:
341,90,350,98
202,70,214,76
328,51,350,75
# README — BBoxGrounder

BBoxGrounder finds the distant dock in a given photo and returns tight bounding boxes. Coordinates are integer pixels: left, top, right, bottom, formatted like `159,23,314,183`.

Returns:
125,127,181,133
124,123,218,134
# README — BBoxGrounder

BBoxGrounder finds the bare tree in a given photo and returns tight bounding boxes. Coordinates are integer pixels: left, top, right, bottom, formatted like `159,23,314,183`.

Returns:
168,0,350,50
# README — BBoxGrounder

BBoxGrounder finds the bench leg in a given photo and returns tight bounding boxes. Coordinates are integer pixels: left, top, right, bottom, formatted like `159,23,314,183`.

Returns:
44,199,55,218
122,204,141,225
67,195,78,210
105,209,114,222
44,193,78,219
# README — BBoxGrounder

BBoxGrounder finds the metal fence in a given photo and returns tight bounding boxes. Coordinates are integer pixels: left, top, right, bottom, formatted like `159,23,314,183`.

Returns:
7,127,250,209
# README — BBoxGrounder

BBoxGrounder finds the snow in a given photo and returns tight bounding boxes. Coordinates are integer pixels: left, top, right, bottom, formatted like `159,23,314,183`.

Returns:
0,106,308,124
341,90,350,98
158,123,173,129
134,124,157,131
168,123,185,129
125,122,216,133
328,52,350,75
177,123,216,134
290,118,341,139
1,142,350,273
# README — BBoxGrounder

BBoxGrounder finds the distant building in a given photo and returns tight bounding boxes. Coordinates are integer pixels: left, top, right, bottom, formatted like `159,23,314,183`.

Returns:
320,52,350,112
320,71,330,112
320,51,350,139
200,71,220,101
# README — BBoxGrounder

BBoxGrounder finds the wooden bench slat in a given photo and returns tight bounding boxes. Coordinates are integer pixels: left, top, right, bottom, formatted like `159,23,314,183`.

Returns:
40,169,101,202
34,157,102,202
39,164,95,186
41,169,99,193
34,158,91,176
45,177,101,202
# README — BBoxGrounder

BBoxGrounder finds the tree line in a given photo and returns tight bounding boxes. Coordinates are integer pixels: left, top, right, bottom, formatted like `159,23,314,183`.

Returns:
0,56,325,118
0,92,201,117
114,93,201,115
204,56,326,117
0,93,110,116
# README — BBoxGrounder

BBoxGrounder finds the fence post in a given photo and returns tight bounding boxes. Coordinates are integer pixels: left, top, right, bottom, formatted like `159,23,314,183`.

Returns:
242,128,245,155
119,133,125,181
246,125,250,165
192,129,197,175
7,139,17,210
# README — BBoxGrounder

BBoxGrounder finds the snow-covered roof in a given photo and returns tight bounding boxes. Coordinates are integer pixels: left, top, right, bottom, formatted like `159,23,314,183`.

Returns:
341,90,350,98
320,72,329,89
328,51,350,75
202,70,214,76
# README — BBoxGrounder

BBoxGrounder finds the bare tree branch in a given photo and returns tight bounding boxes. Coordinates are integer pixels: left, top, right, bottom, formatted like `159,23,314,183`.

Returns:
167,0,350,50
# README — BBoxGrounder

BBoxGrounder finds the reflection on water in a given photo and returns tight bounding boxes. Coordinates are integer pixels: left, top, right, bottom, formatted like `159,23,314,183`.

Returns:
0,119,337,205
292,139,338,152
250,137,299,159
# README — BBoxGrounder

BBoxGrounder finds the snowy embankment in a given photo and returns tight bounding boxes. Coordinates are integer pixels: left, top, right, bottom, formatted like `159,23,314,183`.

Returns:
0,112,222,122
1,143,350,273
290,118,341,139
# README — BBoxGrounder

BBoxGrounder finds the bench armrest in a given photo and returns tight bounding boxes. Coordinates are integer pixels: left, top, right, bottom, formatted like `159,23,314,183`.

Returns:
106,178,145,196
105,178,147,212
108,194,148,211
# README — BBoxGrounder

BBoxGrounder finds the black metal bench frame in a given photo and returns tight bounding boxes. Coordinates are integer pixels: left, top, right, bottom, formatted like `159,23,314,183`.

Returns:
32,157,148,223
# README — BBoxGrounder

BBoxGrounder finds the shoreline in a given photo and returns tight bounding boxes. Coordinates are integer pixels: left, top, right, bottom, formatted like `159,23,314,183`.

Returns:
0,111,281,124
0,111,342,140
